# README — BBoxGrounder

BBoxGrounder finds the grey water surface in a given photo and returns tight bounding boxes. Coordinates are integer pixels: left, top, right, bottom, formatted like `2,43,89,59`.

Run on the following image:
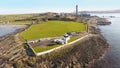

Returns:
99,17,120,68
0,25,25,37
90,13,120,68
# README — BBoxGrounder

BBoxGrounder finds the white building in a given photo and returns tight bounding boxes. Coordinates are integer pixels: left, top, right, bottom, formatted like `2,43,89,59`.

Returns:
54,34,70,44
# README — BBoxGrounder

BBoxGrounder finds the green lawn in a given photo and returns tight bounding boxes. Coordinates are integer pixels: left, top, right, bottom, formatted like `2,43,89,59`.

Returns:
33,37,79,53
68,37,79,43
33,45,60,53
20,20,86,40
0,14,33,22
8,21,31,25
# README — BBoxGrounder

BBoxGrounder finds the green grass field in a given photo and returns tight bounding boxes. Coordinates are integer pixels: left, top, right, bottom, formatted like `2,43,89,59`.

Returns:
21,20,86,40
33,37,79,53
8,21,31,25
68,37,79,43
0,14,33,22
33,44,60,53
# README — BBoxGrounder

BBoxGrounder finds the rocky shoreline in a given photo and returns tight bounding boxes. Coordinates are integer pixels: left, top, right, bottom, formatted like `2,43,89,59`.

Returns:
83,17,111,68
0,25,29,67
0,17,111,68
13,34,109,68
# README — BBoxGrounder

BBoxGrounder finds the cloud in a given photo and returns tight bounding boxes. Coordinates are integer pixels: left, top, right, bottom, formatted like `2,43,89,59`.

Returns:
0,8,41,15
0,8,75,15
0,7,119,15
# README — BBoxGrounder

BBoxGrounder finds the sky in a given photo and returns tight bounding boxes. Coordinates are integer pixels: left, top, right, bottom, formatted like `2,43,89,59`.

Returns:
0,0,120,14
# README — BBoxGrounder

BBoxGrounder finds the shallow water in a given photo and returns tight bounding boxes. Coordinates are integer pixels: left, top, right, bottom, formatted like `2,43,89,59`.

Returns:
0,25,25,37
89,13,120,68
99,18,120,68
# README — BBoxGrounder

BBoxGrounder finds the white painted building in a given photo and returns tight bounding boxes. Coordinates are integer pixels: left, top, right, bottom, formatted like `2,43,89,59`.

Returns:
54,34,70,44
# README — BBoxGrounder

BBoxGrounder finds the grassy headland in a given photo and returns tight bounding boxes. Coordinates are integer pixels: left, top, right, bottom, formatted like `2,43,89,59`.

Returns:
20,20,86,40
0,13,110,68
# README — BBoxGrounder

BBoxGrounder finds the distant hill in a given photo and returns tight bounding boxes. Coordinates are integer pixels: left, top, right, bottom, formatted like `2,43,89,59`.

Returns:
79,9,120,13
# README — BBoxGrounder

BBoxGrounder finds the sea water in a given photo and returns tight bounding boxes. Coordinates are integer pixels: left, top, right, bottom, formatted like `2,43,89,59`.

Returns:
0,25,25,37
92,13,120,68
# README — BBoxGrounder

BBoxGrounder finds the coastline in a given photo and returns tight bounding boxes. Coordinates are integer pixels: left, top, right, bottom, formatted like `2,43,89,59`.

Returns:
0,17,111,68
0,25,25,37
0,24,29,40
86,17,111,68
0,24,28,60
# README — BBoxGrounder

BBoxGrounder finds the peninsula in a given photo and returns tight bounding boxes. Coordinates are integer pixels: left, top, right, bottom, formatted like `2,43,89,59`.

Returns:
0,10,111,68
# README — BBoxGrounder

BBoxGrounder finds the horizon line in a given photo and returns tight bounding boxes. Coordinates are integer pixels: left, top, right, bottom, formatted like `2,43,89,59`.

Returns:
0,9,120,15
